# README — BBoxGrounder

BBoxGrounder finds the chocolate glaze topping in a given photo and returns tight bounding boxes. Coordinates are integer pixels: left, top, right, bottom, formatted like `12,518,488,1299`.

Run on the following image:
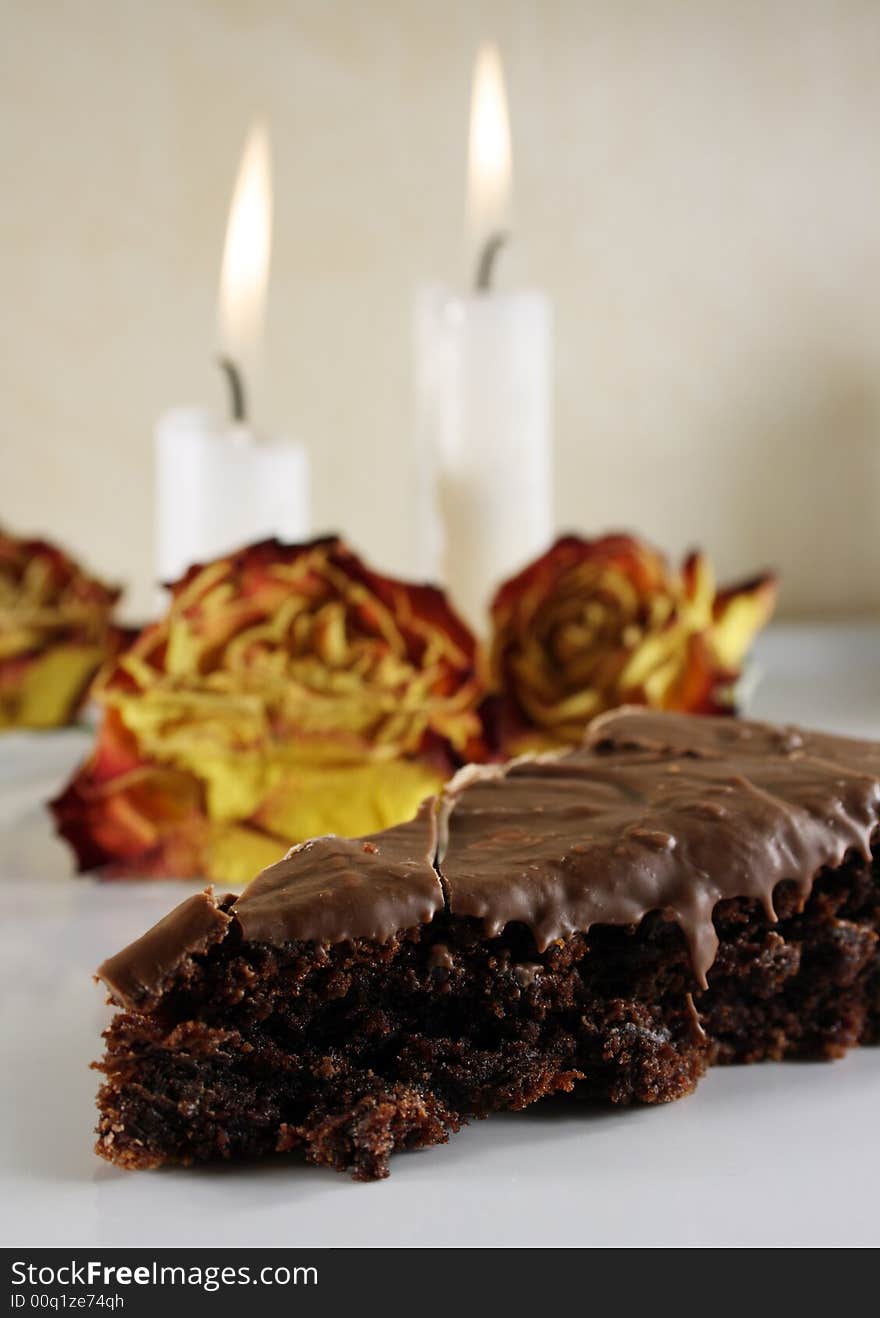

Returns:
96,806,442,1010
96,710,880,1002
97,890,231,1011
439,710,880,983
233,801,443,946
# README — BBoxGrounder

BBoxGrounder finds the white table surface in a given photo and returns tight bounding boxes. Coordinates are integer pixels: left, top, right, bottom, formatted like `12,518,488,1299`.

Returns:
2,621,879,1249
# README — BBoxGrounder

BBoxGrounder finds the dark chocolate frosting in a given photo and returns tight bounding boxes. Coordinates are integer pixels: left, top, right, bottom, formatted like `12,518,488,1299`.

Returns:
97,889,231,1010
96,710,880,1003
439,709,880,984
234,802,442,946
96,805,442,1009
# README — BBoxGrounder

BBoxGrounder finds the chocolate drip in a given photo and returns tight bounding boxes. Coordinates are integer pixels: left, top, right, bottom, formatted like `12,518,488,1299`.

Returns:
439,711,880,984
96,711,880,999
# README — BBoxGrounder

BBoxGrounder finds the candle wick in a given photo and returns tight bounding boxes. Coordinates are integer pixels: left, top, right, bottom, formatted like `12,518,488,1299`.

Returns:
217,356,247,424
474,230,510,292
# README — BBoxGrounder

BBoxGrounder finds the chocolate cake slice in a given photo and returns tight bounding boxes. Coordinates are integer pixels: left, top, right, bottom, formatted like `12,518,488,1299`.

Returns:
93,710,880,1180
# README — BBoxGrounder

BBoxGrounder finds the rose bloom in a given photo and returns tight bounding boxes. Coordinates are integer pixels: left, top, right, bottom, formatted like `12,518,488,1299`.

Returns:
490,533,777,752
52,538,486,883
0,527,122,728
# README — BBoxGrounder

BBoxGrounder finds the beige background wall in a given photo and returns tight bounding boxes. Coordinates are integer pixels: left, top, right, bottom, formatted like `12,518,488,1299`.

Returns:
3,0,880,621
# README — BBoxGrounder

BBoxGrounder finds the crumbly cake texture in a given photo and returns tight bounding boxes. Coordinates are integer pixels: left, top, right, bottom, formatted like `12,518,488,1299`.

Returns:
94,710,880,1180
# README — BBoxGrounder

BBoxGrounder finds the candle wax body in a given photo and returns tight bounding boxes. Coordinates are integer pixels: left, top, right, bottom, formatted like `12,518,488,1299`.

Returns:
155,409,310,588
415,286,553,633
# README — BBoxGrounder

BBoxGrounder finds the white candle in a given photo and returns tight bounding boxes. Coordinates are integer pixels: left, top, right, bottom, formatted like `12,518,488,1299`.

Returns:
155,410,309,585
414,44,553,632
415,285,552,630
155,120,309,592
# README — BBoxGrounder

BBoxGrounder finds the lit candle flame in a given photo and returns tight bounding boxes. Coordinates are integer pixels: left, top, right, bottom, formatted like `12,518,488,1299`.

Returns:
467,43,513,250
218,120,273,379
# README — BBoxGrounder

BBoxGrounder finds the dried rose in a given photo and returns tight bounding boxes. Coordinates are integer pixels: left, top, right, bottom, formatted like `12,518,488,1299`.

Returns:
0,528,123,728
490,533,776,752
52,537,486,882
